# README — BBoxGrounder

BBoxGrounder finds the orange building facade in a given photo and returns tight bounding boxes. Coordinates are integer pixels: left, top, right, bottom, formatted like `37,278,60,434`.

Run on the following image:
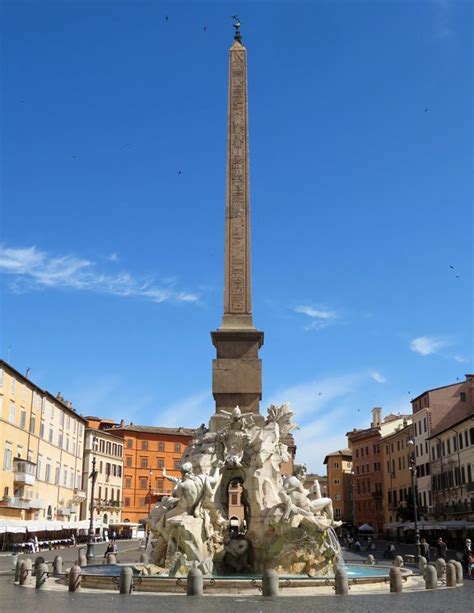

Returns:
111,424,194,524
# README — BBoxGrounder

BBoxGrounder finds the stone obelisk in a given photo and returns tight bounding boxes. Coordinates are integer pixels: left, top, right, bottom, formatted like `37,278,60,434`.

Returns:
211,24,264,420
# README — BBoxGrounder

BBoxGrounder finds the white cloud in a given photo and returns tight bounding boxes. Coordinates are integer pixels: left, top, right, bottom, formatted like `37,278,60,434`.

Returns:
433,0,454,39
409,336,449,356
155,390,212,428
107,252,119,262
294,305,337,330
0,245,199,304
370,371,387,384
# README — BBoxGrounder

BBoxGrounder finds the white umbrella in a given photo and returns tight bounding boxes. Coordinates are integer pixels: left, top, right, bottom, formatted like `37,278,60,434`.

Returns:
358,523,374,531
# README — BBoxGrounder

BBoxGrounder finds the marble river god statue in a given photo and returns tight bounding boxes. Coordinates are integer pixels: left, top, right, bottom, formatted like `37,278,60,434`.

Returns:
148,404,342,576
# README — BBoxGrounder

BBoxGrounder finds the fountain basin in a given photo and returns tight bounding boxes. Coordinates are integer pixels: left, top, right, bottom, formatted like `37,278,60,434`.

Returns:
76,564,412,593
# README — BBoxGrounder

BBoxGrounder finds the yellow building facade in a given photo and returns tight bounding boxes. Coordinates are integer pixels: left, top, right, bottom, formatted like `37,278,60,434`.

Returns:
323,449,353,523
381,420,413,528
0,361,87,523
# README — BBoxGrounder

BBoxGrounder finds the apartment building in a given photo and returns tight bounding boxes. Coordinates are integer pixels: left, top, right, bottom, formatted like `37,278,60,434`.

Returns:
347,408,410,533
380,420,413,528
323,448,353,523
428,403,474,521
0,361,86,523
111,424,194,524
81,418,124,529
411,375,474,518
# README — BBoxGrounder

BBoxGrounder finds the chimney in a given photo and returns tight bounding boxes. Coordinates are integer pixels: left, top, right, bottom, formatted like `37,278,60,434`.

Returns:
25,368,30,380
371,407,382,427
120,419,125,427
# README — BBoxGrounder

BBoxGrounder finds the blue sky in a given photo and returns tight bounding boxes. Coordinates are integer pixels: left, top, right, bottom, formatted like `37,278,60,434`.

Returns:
1,1,472,471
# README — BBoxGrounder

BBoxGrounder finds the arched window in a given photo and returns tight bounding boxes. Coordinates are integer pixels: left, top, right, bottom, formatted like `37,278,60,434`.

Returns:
47,505,52,520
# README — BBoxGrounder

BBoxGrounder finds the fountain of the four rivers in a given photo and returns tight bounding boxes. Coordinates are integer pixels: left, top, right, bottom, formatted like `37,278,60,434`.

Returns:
147,22,343,579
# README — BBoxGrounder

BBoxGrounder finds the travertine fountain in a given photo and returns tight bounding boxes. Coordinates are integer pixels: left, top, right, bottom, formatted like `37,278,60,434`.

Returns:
148,22,342,577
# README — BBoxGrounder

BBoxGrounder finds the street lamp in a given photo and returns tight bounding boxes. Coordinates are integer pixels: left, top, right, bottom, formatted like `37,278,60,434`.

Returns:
147,469,153,532
407,438,421,561
351,471,356,531
86,438,98,562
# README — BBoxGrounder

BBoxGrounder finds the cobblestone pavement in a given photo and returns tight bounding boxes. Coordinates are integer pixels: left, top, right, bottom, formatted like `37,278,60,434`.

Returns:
0,540,472,612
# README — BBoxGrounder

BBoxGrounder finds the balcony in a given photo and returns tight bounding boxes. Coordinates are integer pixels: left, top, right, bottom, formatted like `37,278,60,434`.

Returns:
71,489,87,504
94,498,122,511
13,458,36,486
28,499,47,510
57,506,73,516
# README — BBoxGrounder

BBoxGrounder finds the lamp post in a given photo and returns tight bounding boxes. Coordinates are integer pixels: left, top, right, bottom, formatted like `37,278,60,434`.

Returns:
147,469,153,533
86,439,98,562
351,471,356,532
408,438,421,561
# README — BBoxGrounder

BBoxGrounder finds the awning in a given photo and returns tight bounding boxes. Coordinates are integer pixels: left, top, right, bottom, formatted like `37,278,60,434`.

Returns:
0,518,102,533
358,523,374,531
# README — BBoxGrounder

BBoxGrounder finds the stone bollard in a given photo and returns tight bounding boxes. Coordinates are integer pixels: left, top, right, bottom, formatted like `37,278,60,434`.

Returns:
389,566,403,592
15,559,22,582
19,558,32,586
34,556,46,576
106,553,117,565
186,567,204,596
119,566,133,594
78,553,87,567
446,562,456,587
262,569,279,597
35,562,49,589
77,547,86,564
435,558,446,580
53,555,63,575
334,566,349,595
424,564,438,589
68,564,82,592
448,559,463,585
393,555,404,568
366,554,375,566
139,552,149,564
418,556,427,574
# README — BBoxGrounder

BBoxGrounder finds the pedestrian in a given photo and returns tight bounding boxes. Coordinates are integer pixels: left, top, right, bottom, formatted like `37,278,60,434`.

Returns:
462,538,473,574
354,539,361,551
420,537,430,560
436,537,447,561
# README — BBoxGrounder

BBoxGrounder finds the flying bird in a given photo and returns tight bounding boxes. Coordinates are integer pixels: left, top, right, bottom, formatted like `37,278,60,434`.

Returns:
178,170,182,175
203,26,207,31
165,15,169,22
318,392,322,396
424,108,428,112
449,265,455,269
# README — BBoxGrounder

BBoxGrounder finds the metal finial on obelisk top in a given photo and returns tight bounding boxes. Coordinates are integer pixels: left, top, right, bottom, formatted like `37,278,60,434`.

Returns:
231,14,242,43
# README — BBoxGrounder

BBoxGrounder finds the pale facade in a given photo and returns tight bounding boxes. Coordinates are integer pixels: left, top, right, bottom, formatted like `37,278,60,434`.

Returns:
81,419,124,529
381,421,413,528
411,374,474,518
0,361,86,522
429,413,474,521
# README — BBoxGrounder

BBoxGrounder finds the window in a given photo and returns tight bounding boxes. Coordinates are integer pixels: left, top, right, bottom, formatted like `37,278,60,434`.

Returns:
142,441,149,450
334,479,340,485
140,457,148,468
3,446,12,470
55,465,60,484
29,414,36,433
460,392,466,402
231,493,238,505
106,442,111,454
45,463,51,482
126,456,132,467
8,402,15,423
125,477,132,488
63,468,67,486
37,455,43,480
158,442,165,452
127,439,133,448
39,421,45,438
11,378,16,395
117,466,122,477
98,486,102,499
333,462,339,469
174,460,181,469
157,478,164,490
335,493,340,501
60,411,65,426
99,440,105,453
20,409,26,429
116,488,120,502
175,443,181,453
124,498,130,507
157,458,165,469
21,384,27,403
49,428,53,443
140,478,148,489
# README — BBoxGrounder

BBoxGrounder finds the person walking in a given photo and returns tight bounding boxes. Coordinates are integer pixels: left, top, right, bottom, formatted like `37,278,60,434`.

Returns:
462,538,473,575
420,537,430,560
436,537,447,561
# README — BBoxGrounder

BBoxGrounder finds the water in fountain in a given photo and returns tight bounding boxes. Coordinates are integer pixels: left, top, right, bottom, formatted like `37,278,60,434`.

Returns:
328,527,345,569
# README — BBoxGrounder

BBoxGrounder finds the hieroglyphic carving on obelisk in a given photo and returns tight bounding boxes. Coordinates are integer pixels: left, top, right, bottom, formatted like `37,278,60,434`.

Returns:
221,39,254,330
